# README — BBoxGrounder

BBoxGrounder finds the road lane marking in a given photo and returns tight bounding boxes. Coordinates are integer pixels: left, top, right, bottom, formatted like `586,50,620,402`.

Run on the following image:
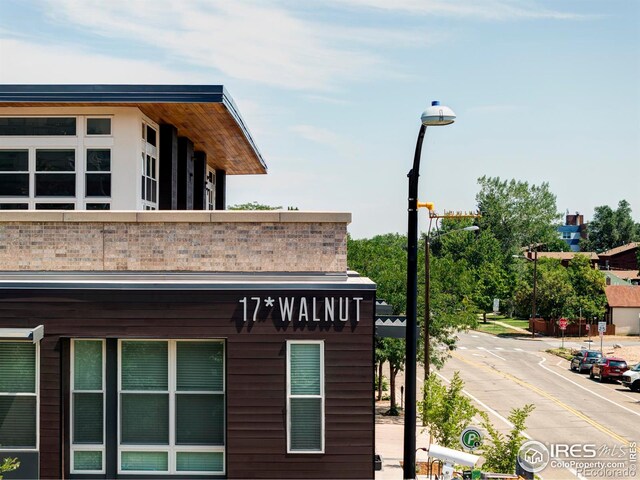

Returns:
458,346,468,350
495,347,504,350
450,351,640,454
477,347,506,360
472,353,483,357
471,335,479,338
515,348,524,351
537,356,640,417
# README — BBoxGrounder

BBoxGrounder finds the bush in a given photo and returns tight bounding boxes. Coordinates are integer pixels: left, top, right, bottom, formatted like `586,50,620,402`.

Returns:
0,457,20,480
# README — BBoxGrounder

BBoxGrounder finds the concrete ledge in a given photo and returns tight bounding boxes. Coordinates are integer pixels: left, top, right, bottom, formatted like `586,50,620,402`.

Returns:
0,210,351,224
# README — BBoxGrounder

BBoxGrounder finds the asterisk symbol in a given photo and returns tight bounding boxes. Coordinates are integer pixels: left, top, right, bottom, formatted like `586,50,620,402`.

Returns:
264,297,275,307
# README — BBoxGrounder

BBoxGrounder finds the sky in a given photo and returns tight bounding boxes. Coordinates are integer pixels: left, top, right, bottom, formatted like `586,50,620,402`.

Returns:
0,0,638,238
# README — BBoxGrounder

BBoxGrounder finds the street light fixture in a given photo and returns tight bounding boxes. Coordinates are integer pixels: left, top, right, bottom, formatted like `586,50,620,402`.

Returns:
404,101,456,480
424,225,479,380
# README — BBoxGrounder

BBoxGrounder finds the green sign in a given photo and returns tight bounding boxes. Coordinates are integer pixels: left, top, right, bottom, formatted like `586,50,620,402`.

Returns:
460,427,483,450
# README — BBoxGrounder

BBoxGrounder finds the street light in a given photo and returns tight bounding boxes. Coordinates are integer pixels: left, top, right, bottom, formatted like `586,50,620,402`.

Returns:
404,101,456,480
424,225,479,380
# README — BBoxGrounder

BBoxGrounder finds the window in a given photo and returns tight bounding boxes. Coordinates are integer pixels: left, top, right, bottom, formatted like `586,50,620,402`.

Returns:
0,342,38,449
141,122,158,210
85,149,111,197
0,117,76,136
35,149,76,197
562,232,571,239
35,203,75,210
287,341,324,453
85,203,110,210
71,340,105,473
118,340,225,474
86,118,111,136
0,150,29,197
206,169,215,211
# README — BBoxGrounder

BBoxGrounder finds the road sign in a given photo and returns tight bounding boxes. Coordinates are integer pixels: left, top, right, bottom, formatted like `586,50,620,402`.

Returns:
586,324,590,331
460,427,483,451
598,321,606,334
492,298,500,313
558,318,568,330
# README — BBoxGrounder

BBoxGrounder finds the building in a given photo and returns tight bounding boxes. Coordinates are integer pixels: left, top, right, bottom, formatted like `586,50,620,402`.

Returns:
0,85,376,479
557,212,587,252
604,285,640,335
598,242,639,272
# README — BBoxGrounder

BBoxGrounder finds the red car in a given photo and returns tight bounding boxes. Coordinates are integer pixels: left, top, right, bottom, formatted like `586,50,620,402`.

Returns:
590,357,629,382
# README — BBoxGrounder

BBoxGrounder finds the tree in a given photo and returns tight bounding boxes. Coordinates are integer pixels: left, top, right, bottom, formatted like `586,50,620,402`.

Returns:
0,457,19,480
479,404,535,474
475,176,561,254
565,254,606,320
581,200,640,252
419,372,477,448
380,337,405,415
228,201,282,210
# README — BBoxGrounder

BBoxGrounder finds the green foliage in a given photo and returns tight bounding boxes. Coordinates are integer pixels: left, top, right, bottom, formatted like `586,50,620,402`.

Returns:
419,372,477,448
581,200,640,252
228,201,282,210
375,374,389,393
476,176,561,254
479,404,535,474
0,457,20,479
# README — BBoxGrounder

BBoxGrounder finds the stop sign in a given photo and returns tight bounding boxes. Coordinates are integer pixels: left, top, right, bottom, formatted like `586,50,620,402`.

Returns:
559,318,568,330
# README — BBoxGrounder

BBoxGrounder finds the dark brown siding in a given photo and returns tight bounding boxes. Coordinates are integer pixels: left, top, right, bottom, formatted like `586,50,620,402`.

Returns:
0,288,374,480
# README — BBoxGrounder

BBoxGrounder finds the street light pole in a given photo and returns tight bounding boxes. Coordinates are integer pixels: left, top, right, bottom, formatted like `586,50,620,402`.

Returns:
531,247,538,338
403,101,455,480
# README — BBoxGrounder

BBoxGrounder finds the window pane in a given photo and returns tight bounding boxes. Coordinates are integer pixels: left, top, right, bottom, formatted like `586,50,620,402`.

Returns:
177,452,223,472
121,393,169,444
146,178,152,202
0,342,35,393
0,203,28,209
177,342,223,392
87,118,111,135
146,126,156,146
176,394,224,445
0,174,29,196
86,150,110,171
121,341,167,390
73,393,103,444
74,340,102,390
35,173,76,196
0,150,28,171
290,398,321,451
36,149,75,171
121,452,168,472
86,173,111,197
0,117,76,136
290,344,321,395
36,203,75,210
0,396,36,448
74,451,102,471
86,203,110,210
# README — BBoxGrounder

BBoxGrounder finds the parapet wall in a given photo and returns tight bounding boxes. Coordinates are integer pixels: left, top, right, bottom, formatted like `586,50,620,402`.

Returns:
0,211,350,273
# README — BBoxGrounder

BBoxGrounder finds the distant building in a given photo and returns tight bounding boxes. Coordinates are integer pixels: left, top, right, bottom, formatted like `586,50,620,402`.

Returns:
604,285,640,335
557,211,587,252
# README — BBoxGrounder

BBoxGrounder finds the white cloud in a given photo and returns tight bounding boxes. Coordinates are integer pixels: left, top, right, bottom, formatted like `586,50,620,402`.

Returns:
0,38,206,84
36,0,396,91
333,0,587,20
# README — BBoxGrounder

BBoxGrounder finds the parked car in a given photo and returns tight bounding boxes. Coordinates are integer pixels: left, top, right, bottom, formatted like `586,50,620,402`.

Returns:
621,363,640,392
589,357,629,382
570,350,603,373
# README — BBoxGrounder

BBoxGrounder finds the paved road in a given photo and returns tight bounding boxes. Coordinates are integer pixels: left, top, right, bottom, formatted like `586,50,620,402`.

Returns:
438,331,640,479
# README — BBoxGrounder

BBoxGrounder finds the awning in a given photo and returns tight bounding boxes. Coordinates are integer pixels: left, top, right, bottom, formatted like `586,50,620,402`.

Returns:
375,316,406,338
0,325,44,343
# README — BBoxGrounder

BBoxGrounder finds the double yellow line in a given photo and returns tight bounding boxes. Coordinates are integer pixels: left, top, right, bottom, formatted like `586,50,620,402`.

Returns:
450,351,640,454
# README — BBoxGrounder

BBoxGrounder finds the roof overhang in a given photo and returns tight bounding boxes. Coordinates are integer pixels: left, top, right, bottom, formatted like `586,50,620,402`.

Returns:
0,84,266,175
0,325,44,343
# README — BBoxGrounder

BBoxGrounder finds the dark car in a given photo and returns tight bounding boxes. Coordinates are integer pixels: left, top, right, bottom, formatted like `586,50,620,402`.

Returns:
590,357,629,382
570,350,603,373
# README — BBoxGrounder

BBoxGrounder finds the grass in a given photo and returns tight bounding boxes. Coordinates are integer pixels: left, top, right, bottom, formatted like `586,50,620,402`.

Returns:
546,348,574,361
475,314,531,336
475,322,514,336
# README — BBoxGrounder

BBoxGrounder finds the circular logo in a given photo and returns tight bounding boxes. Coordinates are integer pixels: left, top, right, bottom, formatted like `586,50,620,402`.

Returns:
460,427,483,450
517,440,550,473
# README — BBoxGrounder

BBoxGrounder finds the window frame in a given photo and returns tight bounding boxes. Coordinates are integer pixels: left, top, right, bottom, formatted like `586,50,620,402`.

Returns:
117,339,226,476
141,121,159,210
84,148,111,199
70,339,106,474
86,117,112,137
286,340,325,454
0,340,40,452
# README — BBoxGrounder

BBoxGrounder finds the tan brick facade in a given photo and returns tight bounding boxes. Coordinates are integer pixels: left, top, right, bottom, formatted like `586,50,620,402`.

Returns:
0,211,350,272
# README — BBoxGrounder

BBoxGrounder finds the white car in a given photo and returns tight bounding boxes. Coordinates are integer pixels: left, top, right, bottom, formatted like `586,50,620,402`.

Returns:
620,363,640,392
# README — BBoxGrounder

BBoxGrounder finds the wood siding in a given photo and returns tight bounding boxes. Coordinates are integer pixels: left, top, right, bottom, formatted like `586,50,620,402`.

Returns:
0,288,374,480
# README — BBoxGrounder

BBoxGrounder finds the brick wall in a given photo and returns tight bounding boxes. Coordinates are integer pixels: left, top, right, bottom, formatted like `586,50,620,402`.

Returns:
0,211,350,272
